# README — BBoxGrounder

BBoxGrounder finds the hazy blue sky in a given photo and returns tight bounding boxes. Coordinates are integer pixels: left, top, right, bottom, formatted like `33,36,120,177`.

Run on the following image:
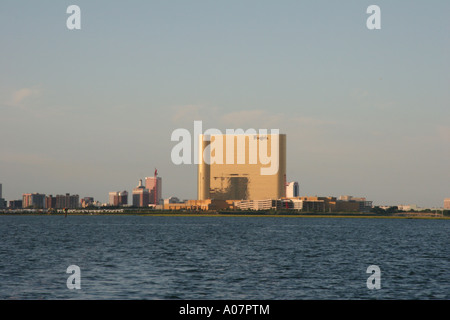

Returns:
1,1,449,207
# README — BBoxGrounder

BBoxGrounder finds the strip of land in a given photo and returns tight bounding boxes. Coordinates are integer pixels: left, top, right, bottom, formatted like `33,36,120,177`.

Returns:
1,210,449,219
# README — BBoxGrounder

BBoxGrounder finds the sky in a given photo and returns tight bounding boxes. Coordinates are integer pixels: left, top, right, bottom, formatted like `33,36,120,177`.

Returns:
0,0,449,207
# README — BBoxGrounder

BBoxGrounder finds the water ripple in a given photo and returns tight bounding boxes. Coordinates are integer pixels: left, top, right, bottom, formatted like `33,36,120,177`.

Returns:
0,215,448,299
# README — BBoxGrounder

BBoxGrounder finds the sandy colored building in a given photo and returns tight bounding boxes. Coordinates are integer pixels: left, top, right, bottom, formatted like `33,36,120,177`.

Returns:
444,198,450,210
296,196,361,212
198,133,286,201
163,199,234,211
109,191,128,206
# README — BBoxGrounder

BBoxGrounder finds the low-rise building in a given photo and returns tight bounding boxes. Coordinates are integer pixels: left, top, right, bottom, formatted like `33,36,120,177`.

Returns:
397,204,419,211
164,197,181,205
234,199,273,210
163,199,234,211
337,196,373,212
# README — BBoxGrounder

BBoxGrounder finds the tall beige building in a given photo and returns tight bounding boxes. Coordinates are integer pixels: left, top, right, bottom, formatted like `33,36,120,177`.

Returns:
198,133,286,201
444,198,450,210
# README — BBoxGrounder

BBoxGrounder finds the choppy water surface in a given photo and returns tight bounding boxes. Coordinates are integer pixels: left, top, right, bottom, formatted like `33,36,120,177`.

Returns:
0,215,448,299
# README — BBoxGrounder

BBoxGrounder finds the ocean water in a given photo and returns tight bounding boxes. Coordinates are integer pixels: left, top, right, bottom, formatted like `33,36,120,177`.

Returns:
0,215,448,300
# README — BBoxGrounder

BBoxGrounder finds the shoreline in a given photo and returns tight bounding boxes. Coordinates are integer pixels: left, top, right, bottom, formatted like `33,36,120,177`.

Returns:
0,211,449,220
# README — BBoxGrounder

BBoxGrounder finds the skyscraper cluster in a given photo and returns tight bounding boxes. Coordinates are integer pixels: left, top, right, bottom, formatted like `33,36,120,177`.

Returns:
1,131,448,212
0,170,163,210
109,170,163,208
130,175,162,207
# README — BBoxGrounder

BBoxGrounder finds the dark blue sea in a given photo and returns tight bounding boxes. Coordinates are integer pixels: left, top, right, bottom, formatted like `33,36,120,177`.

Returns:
0,215,448,300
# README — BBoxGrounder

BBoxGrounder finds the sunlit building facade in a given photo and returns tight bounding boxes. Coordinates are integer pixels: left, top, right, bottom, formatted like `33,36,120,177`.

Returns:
22,193,46,209
444,198,450,210
145,176,162,205
198,133,286,201
286,182,299,198
132,180,149,207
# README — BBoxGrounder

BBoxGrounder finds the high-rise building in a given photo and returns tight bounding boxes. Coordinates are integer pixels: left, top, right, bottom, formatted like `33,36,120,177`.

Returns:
0,183,4,209
109,191,128,206
55,193,79,209
145,176,162,205
286,182,299,198
444,198,450,210
198,133,287,201
119,191,128,206
22,193,46,209
132,179,149,207
45,195,57,209
109,192,119,206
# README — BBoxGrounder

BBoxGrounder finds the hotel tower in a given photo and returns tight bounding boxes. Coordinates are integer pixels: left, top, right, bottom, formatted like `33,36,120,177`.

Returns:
198,133,286,201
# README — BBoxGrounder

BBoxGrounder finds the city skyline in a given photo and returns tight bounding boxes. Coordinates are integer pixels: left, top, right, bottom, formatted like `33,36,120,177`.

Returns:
1,173,449,210
1,1,449,207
